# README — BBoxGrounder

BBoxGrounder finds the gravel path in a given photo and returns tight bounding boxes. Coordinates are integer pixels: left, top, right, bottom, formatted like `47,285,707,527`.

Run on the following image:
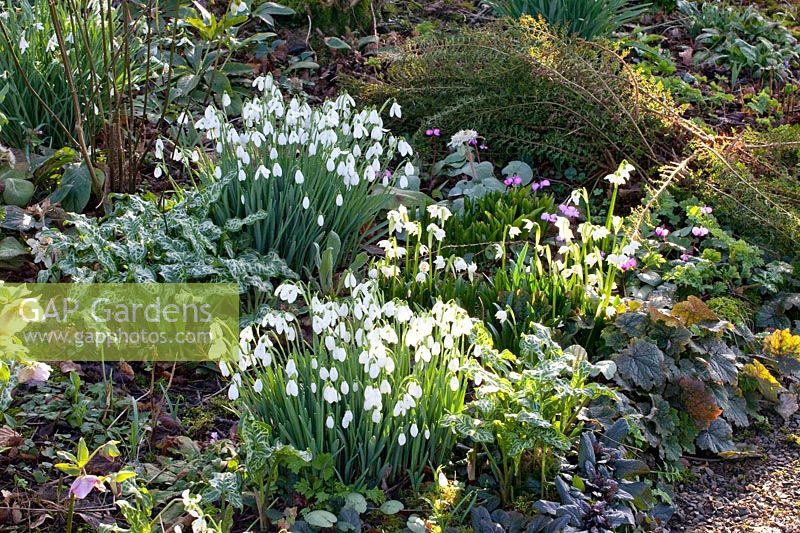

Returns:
673,415,800,532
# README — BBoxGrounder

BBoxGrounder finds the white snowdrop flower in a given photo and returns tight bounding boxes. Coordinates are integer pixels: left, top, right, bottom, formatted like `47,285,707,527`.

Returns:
275,283,299,303
253,378,263,393
415,272,427,283
172,148,183,162
270,147,278,160
410,423,419,437
424,428,431,439
228,382,239,400
311,358,319,369
398,433,407,446
295,169,305,184
427,223,446,242
323,385,338,404
621,240,641,256
155,139,165,159
222,92,232,108
154,166,163,178
454,257,468,272
342,410,353,429
340,381,350,395
317,214,325,227
409,382,423,398
389,101,402,118
326,415,334,429
19,35,29,55
467,262,477,280
325,335,336,351
311,383,317,393
372,410,381,423
450,375,460,391
329,367,339,382
434,255,446,270
508,226,521,238
302,196,310,209
286,359,298,378
272,162,282,177
278,132,287,145
448,358,460,372
495,309,508,323
398,139,412,157
46,34,57,52
344,272,357,289
320,367,329,380
592,226,611,240
426,205,452,222
214,166,222,179
333,347,346,362
379,380,391,394
336,193,343,206
238,169,247,182
606,254,628,269
555,217,574,242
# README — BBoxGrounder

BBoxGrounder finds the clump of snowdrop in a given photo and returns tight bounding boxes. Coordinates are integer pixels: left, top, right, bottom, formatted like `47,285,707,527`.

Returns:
165,75,416,274
230,279,475,487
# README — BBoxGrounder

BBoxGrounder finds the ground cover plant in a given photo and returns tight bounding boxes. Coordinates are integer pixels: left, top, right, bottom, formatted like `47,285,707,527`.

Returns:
2,0,800,532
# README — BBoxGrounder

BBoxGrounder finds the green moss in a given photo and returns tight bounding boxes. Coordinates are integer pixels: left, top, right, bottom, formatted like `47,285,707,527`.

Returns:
182,395,231,438
707,296,752,325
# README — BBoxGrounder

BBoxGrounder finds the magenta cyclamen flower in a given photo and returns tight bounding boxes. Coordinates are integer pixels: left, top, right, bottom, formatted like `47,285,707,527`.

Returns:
700,206,713,214
558,204,580,218
503,174,523,187
531,179,551,191
680,253,691,261
655,226,670,238
692,226,709,237
425,128,441,137
621,257,637,271
479,144,488,150
541,213,558,223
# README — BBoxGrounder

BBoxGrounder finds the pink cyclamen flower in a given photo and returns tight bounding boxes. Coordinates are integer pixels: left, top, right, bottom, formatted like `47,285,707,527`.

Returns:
692,226,709,237
531,179,551,191
383,169,393,178
69,475,105,500
425,128,441,137
621,257,637,271
541,213,558,223
479,144,488,150
680,253,691,261
504,175,523,187
700,206,713,214
654,227,670,238
558,204,580,218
